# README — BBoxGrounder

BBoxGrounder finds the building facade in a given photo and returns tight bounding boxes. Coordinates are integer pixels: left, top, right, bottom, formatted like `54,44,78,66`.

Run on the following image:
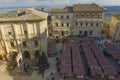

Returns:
50,3,106,38
110,14,120,41
72,4,106,37
0,8,48,65
51,6,73,38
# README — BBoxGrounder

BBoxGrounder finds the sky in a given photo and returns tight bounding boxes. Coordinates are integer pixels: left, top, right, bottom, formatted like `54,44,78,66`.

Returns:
0,0,120,8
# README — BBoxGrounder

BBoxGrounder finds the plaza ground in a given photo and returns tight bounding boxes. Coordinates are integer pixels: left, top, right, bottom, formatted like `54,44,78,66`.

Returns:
0,37,120,80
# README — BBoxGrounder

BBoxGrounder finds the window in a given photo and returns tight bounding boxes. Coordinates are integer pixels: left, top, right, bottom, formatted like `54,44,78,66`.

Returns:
49,33,52,37
92,15,94,17
86,23,88,26
79,30,82,34
67,15,69,19
81,15,84,17
98,15,101,18
76,22,78,26
23,41,27,47
81,23,83,26
8,28,12,35
96,23,99,27
67,23,69,27
61,16,63,19
76,14,78,17
24,30,27,34
91,23,93,26
86,14,89,17
23,51,30,59
8,32,12,35
61,23,64,27
89,31,93,35
10,42,15,47
34,40,38,46
55,22,58,26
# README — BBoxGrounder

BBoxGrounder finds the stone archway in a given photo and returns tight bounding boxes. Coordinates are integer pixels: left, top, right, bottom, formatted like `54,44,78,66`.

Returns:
84,31,88,37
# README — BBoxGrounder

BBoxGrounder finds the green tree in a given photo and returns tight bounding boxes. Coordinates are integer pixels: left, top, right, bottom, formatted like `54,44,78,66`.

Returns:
38,52,49,68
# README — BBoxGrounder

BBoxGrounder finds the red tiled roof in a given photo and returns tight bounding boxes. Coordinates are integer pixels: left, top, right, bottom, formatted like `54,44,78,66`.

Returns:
90,43,117,75
82,43,103,76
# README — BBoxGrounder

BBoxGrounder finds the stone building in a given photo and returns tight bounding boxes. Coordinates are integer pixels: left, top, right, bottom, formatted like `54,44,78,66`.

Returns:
72,3,106,37
51,6,73,38
0,8,48,65
50,3,106,38
110,14,120,41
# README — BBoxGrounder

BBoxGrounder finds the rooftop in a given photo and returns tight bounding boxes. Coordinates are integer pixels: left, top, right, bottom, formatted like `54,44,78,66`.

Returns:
0,13,44,22
51,6,73,13
51,3,106,13
0,8,48,22
73,3,106,12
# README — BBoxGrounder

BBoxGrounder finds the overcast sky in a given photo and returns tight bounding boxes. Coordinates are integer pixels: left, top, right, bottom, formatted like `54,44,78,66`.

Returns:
0,0,120,8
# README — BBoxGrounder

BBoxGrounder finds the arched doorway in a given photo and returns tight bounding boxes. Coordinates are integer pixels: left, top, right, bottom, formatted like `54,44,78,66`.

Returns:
84,31,88,37
34,50,40,58
23,51,30,59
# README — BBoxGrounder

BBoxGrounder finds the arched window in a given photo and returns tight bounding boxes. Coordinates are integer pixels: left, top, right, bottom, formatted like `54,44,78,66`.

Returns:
91,13,95,18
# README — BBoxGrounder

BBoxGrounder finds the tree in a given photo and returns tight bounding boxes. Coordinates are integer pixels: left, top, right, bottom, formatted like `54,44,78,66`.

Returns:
38,52,49,69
